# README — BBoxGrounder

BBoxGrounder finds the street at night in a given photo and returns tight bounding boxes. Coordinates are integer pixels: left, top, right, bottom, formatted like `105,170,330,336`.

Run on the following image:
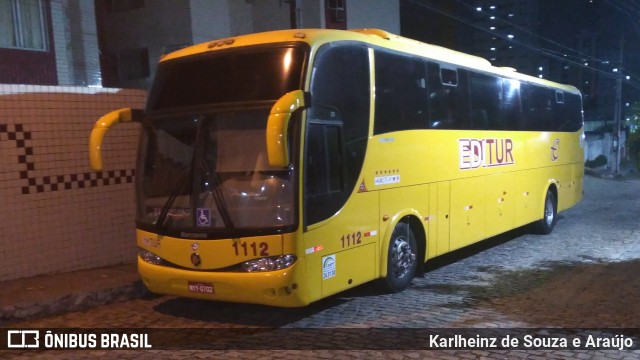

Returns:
4,174,640,359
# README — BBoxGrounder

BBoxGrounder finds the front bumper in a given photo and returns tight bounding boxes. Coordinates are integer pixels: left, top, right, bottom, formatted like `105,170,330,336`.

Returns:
138,257,308,307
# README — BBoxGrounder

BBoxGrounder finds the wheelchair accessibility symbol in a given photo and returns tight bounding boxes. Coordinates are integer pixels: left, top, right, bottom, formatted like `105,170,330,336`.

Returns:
196,208,211,227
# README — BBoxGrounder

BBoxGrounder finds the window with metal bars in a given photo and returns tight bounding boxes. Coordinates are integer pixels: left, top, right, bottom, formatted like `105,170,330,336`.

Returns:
0,0,47,51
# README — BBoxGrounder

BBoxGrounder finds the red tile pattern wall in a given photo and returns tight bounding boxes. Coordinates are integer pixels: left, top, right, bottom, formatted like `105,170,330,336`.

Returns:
0,84,146,281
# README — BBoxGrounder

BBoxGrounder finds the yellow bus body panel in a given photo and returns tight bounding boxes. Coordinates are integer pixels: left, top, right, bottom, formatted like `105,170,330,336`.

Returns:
302,191,379,302
365,129,583,267
137,230,308,307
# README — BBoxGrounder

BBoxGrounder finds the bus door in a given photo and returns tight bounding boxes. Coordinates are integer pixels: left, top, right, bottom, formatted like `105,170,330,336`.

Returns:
301,42,377,301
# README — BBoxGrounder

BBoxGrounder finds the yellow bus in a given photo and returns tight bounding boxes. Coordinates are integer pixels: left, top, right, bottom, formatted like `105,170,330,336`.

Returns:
89,28,584,307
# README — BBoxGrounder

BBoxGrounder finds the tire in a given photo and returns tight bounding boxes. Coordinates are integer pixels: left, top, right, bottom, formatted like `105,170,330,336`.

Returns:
381,222,418,293
534,189,557,235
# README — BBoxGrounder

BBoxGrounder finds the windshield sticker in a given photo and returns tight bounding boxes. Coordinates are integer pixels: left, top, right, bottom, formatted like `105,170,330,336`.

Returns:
142,236,160,249
196,208,211,227
358,180,368,193
322,254,336,280
459,138,514,170
305,245,324,254
374,175,400,186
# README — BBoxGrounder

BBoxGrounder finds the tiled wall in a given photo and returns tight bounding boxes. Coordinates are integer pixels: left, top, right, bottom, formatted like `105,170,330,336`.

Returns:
0,84,146,281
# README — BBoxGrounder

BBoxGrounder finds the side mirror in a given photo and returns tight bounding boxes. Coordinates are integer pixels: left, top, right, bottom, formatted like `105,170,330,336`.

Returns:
266,90,307,167
89,108,144,171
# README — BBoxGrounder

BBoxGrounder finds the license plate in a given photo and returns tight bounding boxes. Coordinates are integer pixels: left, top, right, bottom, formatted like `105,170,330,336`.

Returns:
188,281,214,294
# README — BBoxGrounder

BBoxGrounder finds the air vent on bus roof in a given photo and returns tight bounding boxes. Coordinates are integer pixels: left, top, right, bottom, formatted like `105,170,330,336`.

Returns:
350,28,391,40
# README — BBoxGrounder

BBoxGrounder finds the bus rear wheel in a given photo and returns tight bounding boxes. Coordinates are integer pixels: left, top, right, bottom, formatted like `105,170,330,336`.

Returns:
382,222,417,293
534,189,557,235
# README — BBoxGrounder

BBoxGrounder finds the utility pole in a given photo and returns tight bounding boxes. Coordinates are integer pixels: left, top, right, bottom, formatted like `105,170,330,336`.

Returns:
613,33,623,174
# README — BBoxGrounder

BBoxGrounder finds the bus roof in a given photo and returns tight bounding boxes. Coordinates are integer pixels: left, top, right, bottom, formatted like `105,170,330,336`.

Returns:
160,28,580,94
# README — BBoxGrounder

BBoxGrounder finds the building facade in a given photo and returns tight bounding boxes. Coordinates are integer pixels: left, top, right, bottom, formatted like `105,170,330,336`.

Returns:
1,0,101,86
95,0,400,89
1,0,400,89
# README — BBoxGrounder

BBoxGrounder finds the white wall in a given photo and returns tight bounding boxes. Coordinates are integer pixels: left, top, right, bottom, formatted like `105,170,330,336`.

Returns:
190,0,232,44
250,0,291,33
584,132,627,167
298,0,323,29
347,0,400,33
228,0,254,36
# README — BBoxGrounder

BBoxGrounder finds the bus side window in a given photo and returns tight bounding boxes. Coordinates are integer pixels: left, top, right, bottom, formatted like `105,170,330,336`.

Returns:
305,43,370,226
522,85,581,132
469,72,503,130
536,86,557,131
539,88,555,131
554,92,582,132
564,93,583,131
374,50,428,134
502,78,522,131
306,120,343,195
521,83,537,130
427,63,469,129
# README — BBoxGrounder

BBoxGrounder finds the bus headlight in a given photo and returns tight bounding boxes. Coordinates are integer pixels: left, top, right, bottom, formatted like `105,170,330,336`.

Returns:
241,254,297,272
139,249,163,265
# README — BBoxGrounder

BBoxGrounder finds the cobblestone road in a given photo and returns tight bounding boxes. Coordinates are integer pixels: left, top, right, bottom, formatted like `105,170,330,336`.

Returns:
4,175,640,359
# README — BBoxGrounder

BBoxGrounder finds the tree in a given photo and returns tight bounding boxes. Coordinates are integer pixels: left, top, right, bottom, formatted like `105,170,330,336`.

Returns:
630,101,640,132
628,131,640,170
627,101,640,170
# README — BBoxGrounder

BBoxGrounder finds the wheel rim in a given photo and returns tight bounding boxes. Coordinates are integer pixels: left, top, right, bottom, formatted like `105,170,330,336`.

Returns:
390,237,416,279
544,195,554,226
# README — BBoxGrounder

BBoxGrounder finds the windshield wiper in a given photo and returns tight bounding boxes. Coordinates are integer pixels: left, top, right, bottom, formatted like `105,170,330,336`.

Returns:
193,117,235,230
156,167,191,230
195,152,235,229
210,170,234,229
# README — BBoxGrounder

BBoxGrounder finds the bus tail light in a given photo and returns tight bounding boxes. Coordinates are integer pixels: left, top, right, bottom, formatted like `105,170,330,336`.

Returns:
241,255,296,272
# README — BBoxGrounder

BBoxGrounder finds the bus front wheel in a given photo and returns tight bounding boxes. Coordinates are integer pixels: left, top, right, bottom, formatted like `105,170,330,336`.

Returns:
534,189,557,235
382,222,418,293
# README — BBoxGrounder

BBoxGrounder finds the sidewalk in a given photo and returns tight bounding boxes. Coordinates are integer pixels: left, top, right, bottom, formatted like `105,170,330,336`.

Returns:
0,263,142,325
584,161,638,179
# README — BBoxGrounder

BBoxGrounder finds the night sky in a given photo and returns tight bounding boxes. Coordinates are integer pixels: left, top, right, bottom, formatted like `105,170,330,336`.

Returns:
400,0,640,122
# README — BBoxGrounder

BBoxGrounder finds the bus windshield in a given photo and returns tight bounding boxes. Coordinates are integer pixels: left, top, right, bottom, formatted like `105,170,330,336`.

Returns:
137,109,296,237
147,45,306,111
136,45,306,238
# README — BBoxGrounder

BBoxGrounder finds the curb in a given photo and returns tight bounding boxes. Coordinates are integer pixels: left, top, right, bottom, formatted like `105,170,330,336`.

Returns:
0,281,143,325
584,167,601,178
584,167,637,179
